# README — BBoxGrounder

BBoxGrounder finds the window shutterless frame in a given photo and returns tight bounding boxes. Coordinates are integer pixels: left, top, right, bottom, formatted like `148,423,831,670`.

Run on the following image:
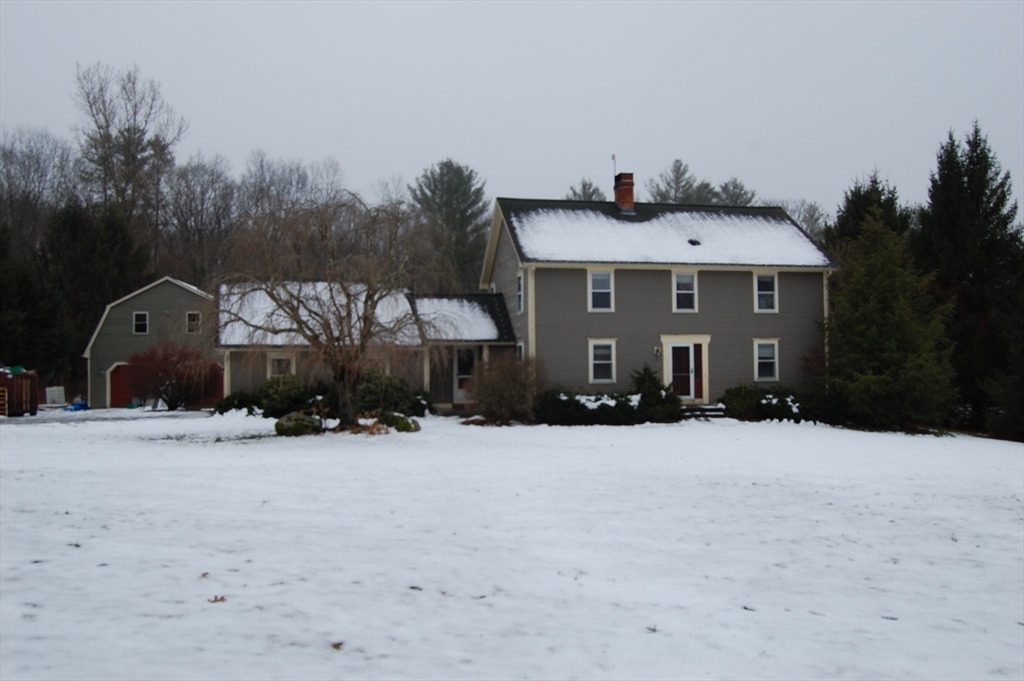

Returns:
186,311,201,334
588,270,614,312
588,339,616,383
754,272,778,313
133,311,148,334
753,338,779,381
516,272,524,314
672,271,698,312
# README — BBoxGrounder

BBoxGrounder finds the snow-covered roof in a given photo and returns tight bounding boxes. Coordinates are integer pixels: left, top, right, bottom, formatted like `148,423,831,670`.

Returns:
497,199,830,268
218,284,513,347
416,297,500,342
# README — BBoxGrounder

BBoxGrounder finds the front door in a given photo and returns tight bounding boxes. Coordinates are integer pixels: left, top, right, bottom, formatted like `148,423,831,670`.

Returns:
671,344,703,400
671,345,693,398
454,347,476,402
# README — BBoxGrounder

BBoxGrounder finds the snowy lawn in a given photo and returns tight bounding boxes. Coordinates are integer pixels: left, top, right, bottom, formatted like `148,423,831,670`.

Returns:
1,411,1022,680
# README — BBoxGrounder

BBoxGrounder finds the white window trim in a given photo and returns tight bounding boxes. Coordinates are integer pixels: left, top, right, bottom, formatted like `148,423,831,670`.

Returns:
516,272,524,314
267,351,297,379
587,269,615,312
753,338,780,382
133,311,149,335
672,270,699,313
186,311,201,334
754,272,779,313
516,342,525,362
588,338,616,384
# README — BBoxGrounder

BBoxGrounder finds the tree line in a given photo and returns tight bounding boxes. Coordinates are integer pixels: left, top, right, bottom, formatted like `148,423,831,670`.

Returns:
1,64,1020,437
0,64,492,398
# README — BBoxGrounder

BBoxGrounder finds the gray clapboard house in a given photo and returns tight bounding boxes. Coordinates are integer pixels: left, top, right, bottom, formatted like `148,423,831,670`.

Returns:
479,173,833,403
83,277,218,408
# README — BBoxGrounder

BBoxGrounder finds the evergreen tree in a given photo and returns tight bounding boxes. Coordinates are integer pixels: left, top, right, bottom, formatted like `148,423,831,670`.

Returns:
717,177,756,206
825,212,955,429
409,159,489,292
911,122,1023,429
565,177,606,201
646,160,696,203
40,202,149,389
822,171,913,256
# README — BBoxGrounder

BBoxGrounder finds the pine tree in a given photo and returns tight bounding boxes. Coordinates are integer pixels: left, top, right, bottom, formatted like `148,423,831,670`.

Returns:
40,202,149,389
717,177,756,206
911,122,1023,429
825,212,955,429
821,171,913,257
409,159,489,292
646,160,696,203
565,177,606,201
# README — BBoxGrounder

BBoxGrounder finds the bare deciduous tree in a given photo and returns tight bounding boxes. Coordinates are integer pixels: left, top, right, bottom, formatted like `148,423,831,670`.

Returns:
165,152,237,286
74,62,188,264
0,126,78,254
223,160,441,423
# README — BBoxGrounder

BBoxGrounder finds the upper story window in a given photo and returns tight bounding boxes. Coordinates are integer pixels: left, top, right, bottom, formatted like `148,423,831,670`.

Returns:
186,311,201,334
589,270,614,312
133,312,148,334
516,272,524,314
674,272,698,312
755,273,777,312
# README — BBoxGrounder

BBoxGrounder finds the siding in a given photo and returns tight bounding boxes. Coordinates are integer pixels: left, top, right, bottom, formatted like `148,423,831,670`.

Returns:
88,282,215,407
534,268,825,399
490,221,528,353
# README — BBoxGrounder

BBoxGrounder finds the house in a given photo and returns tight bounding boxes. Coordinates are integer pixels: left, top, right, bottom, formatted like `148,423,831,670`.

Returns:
217,284,515,410
83,277,221,408
479,173,833,403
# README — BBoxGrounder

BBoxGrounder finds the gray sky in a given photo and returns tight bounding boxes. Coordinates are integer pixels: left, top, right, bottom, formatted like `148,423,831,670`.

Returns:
2,1,1022,218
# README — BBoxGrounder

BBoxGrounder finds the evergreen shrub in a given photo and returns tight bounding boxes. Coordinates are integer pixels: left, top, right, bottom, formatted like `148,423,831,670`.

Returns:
631,364,683,423
358,371,426,417
259,375,309,419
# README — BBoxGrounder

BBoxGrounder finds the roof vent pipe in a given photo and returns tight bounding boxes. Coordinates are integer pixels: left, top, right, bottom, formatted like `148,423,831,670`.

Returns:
614,173,635,214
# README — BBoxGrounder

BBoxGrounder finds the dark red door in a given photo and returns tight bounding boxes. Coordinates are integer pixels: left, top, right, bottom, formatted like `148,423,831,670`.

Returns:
672,346,692,397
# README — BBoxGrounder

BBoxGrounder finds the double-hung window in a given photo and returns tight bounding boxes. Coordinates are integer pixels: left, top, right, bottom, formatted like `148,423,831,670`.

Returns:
674,272,697,312
589,339,616,383
754,339,779,381
588,270,614,312
133,312,148,335
186,311,201,334
755,273,777,312
516,272,524,314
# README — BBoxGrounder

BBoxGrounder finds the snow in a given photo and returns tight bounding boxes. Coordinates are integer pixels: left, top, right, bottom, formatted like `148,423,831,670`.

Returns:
415,298,499,341
1,412,1021,680
511,208,831,267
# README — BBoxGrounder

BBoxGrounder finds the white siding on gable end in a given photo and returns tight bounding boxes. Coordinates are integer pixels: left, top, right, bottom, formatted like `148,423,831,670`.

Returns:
511,209,829,267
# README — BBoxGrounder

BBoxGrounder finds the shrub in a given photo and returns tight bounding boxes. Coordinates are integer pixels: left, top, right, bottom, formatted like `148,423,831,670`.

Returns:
259,375,309,418
720,385,764,421
533,389,592,425
214,391,259,416
358,371,426,417
470,354,545,424
631,364,682,423
125,342,221,411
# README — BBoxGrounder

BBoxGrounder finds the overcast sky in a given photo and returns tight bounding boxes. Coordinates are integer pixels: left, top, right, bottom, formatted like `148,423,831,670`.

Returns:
2,1,1022,218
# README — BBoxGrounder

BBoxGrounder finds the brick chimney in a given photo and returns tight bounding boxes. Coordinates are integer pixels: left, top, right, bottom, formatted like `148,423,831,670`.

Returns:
614,172,635,213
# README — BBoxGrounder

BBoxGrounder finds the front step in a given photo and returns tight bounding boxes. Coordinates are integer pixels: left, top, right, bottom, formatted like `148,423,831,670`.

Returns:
680,405,727,420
